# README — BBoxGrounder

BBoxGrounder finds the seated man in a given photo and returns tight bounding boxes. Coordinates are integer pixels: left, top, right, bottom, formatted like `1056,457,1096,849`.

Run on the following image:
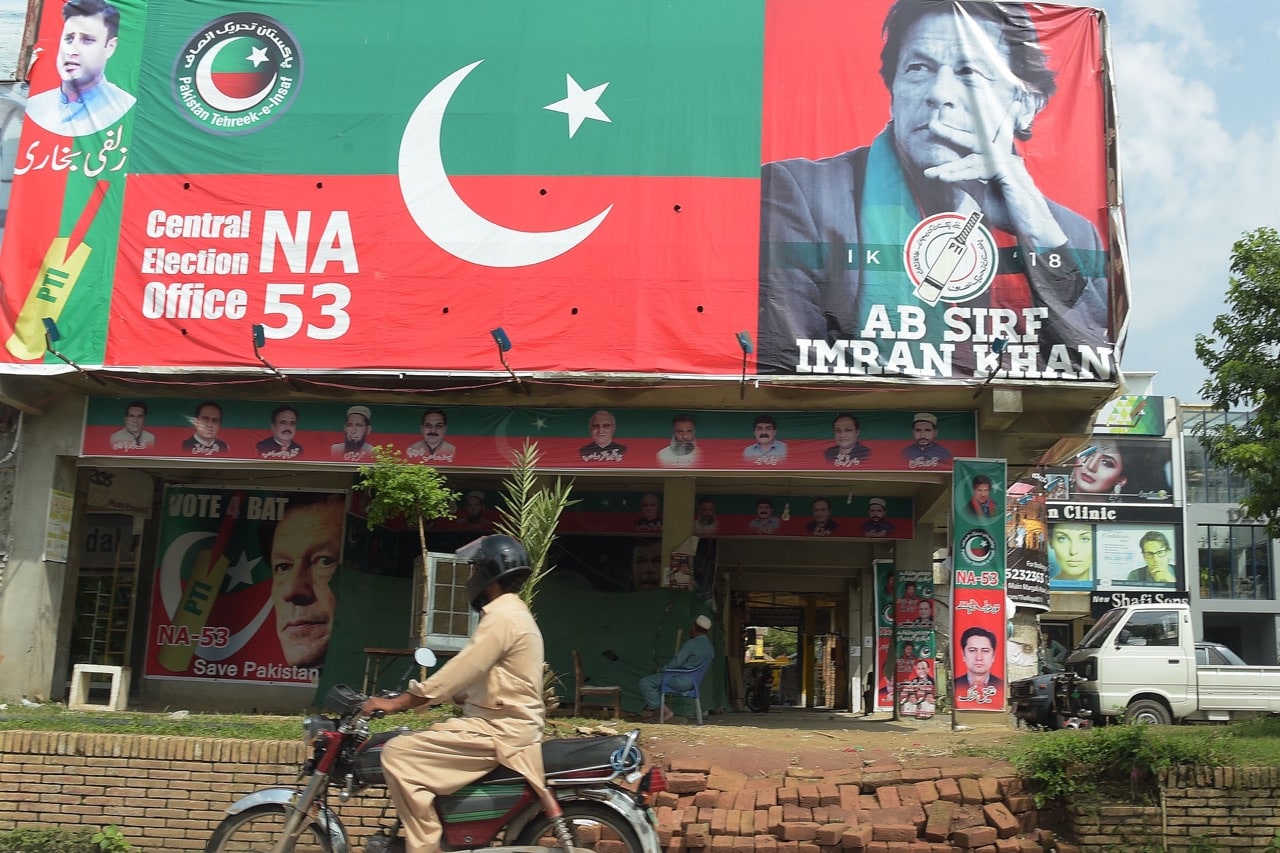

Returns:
639,615,713,721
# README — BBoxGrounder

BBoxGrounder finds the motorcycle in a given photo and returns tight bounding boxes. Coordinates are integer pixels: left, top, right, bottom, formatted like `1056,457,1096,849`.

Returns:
206,650,665,853
743,661,772,714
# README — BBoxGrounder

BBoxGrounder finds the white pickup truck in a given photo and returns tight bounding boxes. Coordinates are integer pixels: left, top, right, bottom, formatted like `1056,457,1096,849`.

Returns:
1012,602,1280,726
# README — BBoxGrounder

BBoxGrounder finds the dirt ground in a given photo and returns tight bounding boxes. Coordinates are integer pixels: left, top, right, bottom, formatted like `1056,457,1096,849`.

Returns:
553,707,1032,779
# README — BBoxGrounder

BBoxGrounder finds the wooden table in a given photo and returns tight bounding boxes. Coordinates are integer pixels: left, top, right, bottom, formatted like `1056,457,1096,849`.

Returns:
362,647,416,695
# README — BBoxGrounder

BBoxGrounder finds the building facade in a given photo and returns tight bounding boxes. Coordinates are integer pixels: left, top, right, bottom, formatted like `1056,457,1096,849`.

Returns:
0,0,1129,720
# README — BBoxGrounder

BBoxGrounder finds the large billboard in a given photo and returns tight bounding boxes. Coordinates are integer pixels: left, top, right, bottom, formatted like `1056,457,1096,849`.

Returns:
1,0,1122,380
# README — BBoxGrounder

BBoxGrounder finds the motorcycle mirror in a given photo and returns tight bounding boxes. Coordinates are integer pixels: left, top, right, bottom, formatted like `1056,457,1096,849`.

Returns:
414,648,437,668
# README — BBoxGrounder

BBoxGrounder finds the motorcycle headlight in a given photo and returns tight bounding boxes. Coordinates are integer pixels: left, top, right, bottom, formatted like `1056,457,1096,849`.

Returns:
302,714,337,746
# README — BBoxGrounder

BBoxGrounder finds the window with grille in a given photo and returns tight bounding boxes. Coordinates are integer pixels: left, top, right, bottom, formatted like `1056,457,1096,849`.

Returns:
412,552,480,652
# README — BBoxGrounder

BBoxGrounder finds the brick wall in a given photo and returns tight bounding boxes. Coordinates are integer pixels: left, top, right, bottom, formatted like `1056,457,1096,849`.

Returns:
6,730,1280,852
0,731,396,851
1068,766,1280,852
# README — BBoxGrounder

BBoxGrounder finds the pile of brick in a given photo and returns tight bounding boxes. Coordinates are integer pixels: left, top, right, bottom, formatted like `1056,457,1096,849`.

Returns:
650,757,1081,853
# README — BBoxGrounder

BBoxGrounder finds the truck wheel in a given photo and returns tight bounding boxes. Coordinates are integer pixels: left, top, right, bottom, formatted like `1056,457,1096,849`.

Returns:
1126,699,1171,725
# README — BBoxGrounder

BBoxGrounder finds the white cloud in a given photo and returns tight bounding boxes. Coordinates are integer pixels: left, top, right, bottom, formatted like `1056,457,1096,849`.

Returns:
1099,2,1280,399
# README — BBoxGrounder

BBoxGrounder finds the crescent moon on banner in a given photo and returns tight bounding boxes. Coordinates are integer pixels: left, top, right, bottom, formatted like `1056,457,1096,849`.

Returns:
398,60,612,268
160,531,272,661
195,37,278,112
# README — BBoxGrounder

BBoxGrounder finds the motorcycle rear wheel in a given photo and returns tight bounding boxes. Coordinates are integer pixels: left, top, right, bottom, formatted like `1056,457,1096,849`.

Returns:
205,803,333,853
516,802,643,853
745,684,770,713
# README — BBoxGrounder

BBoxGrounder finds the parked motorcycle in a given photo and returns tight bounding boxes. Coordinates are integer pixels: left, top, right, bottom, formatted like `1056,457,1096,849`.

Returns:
206,651,665,853
743,661,772,714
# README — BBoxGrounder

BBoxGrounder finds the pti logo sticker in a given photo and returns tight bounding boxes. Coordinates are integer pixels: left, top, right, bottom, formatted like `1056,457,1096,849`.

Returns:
960,529,997,567
173,13,302,134
903,212,998,304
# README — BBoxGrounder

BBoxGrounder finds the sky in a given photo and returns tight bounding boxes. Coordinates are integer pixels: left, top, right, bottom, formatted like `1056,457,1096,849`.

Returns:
1091,0,1280,403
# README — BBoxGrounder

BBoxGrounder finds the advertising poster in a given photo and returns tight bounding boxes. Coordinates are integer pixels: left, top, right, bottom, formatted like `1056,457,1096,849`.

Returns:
1052,437,1174,505
1047,519,1094,590
82,397,974,476
1096,524,1180,591
1005,477,1048,610
950,458,1007,712
2,0,1122,383
893,570,936,720
145,486,348,685
1093,395,1166,436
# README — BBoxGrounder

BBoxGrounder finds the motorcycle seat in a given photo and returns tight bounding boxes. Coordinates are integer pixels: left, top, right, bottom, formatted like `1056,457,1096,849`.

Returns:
474,733,635,785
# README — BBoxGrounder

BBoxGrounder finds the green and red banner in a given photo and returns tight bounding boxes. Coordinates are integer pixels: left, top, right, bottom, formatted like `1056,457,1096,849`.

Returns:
950,457,1007,712
2,0,1121,380
83,397,976,474
558,492,914,540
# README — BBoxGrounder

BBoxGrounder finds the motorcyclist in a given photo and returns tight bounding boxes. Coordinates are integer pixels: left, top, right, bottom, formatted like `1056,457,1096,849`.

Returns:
361,534,545,853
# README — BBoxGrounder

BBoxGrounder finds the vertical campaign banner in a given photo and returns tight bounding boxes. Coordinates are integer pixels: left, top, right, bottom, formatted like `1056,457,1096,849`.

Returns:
893,569,937,720
951,458,1007,711
145,486,348,685
872,560,895,713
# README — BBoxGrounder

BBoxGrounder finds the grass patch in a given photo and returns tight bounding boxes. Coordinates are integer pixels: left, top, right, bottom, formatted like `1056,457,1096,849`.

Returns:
1009,720,1264,806
0,701,454,740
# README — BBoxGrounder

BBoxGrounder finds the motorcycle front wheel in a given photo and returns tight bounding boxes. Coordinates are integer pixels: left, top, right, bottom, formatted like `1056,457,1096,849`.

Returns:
205,803,333,853
516,802,643,853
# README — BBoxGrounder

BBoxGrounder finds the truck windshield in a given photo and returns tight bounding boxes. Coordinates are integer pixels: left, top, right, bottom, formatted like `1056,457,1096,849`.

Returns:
1077,608,1126,649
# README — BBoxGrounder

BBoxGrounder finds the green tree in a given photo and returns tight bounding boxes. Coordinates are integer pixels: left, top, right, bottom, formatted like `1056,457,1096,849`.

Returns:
495,441,577,606
353,445,460,575
1195,226,1280,536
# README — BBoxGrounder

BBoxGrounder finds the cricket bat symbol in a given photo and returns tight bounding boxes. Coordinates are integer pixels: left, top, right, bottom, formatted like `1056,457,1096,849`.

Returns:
914,211,984,307
156,549,233,673
4,181,109,360
157,494,242,674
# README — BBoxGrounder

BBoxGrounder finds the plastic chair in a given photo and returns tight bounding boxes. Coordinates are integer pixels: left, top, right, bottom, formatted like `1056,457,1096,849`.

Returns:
572,650,622,719
658,656,712,724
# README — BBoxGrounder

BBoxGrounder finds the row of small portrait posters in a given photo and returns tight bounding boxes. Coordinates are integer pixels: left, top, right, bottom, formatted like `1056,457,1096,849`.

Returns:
81,398,974,473
872,562,936,719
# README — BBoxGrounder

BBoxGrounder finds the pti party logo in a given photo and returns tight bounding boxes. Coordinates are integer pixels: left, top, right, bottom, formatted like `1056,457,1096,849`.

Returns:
904,212,998,305
173,13,303,134
960,529,997,567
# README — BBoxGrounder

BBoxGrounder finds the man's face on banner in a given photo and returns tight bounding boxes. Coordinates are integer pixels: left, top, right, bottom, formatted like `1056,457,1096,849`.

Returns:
270,501,343,667
344,413,370,444
271,409,298,446
421,412,448,444
912,420,937,447
963,633,996,679
889,11,1020,176
58,13,117,93
833,416,859,451
631,541,662,590
193,405,222,442
589,410,616,447
124,405,145,433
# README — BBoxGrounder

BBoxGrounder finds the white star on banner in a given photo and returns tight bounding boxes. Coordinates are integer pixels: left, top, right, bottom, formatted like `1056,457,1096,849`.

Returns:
247,46,270,67
224,551,261,590
532,417,548,430
544,74,611,139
